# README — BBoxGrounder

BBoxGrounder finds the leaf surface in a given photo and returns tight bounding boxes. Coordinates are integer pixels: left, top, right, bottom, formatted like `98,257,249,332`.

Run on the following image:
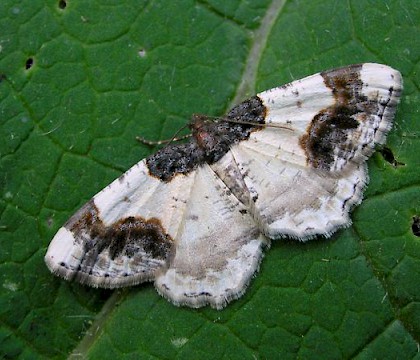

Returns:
0,0,419,359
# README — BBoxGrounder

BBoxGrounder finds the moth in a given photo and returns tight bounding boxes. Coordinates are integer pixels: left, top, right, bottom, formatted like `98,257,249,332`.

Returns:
45,63,402,309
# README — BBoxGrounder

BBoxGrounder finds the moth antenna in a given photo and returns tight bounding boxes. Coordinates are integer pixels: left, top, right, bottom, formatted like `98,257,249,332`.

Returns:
136,124,192,146
220,117,294,131
137,114,293,147
136,133,192,146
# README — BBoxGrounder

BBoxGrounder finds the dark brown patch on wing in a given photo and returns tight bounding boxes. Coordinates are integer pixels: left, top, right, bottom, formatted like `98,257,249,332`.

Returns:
65,199,172,269
146,96,266,182
299,64,366,170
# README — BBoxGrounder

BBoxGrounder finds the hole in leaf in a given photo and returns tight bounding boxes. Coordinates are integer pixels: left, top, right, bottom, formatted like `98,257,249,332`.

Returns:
58,0,67,9
412,216,420,237
138,49,147,58
25,58,34,70
0,74,6,82
379,146,405,167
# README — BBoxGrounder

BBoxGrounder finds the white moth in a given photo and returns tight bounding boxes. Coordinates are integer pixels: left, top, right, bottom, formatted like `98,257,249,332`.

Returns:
45,63,403,309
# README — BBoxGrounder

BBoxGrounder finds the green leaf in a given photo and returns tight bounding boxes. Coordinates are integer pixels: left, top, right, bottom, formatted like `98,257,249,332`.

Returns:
1,0,419,359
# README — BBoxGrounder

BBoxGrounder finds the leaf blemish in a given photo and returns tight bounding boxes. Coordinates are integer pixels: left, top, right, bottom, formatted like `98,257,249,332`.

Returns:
58,0,67,9
25,58,34,70
47,216,54,229
412,216,420,237
380,146,405,167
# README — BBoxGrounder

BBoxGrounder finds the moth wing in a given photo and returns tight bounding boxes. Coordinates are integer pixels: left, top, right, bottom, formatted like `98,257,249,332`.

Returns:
231,144,367,240
45,159,195,287
45,159,266,309
255,63,402,172
155,163,266,309
230,63,402,240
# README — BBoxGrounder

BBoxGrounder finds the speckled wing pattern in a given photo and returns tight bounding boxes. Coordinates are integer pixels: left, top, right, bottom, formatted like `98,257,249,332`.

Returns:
45,63,402,309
